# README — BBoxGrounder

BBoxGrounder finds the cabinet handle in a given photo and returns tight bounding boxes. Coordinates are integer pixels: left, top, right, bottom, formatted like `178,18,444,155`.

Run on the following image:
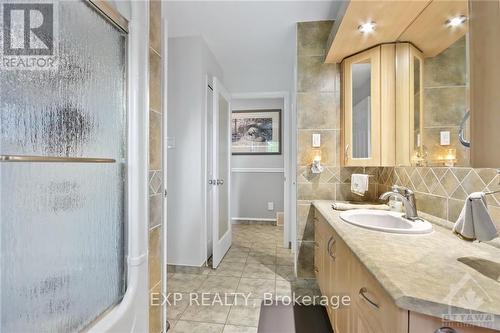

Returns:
434,328,457,333
327,236,336,260
345,144,350,162
359,287,380,309
314,266,319,273
314,241,319,248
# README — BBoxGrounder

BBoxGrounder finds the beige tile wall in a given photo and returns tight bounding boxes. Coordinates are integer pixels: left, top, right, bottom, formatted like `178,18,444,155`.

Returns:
296,21,342,279
148,1,163,332
422,37,469,166
377,166,500,229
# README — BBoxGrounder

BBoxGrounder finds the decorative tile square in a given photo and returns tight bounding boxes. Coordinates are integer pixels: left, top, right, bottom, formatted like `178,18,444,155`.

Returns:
461,170,486,195
441,170,460,196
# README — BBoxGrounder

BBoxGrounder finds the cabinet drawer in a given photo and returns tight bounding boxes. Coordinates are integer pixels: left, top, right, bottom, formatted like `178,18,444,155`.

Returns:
350,256,408,332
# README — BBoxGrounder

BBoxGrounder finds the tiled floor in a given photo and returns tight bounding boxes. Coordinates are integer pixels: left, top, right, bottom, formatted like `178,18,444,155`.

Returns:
166,224,320,333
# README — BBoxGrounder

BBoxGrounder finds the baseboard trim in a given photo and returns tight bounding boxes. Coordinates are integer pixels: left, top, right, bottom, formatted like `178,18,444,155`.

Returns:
231,168,284,173
231,217,277,225
232,217,277,221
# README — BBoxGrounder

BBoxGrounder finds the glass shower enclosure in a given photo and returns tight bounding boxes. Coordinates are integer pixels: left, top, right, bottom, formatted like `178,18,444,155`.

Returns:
0,1,127,331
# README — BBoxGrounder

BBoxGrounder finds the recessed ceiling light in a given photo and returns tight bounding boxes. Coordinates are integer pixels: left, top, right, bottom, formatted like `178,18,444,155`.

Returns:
445,15,467,27
358,22,376,33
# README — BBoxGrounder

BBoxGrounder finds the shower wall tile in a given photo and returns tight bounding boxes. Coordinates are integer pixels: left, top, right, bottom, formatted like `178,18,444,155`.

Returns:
149,50,162,113
149,281,162,333
149,0,162,55
149,110,162,171
149,171,162,195
149,226,162,296
149,194,163,229
149,2,164,332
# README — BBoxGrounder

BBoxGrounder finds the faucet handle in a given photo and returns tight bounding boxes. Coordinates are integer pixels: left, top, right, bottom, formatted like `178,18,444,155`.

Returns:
391,185,405,193
391,185,414,196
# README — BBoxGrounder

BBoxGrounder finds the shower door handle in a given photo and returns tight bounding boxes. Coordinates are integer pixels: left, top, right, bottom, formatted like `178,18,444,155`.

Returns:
0,155,115,163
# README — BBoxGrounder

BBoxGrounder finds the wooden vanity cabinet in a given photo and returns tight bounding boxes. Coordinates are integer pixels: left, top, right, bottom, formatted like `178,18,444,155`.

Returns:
314,208,497,333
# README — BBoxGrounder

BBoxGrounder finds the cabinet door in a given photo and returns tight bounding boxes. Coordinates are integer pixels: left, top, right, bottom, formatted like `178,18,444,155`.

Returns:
328,231,351,333
314,216,324,287
350,302,381,333
396,43,425,166
342,46,381,166
350,255,408,333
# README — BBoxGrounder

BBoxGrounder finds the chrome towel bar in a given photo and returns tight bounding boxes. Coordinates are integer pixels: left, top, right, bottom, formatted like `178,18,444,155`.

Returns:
0,155,116,163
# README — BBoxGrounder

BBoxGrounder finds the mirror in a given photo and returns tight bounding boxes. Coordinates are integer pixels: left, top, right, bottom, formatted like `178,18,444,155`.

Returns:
351,61,371,159
398,1,469,167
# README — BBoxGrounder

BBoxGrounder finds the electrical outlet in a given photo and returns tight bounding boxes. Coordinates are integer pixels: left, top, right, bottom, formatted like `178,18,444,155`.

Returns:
267,202,274,211
167,137,176,149
440,131,450,145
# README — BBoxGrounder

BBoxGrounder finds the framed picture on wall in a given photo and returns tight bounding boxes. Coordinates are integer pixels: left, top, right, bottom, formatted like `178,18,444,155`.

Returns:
231,109,281,155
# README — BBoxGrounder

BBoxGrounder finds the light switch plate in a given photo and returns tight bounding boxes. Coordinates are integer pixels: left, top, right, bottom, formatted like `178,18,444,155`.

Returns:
440,131,451,146
267,202,274,211
312,133,321,148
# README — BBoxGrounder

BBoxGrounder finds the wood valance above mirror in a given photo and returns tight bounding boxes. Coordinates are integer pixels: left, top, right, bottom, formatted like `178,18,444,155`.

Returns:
326,0,468,64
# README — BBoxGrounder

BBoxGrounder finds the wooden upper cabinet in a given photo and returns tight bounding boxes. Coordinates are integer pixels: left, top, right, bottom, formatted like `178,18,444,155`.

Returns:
342,45,396,167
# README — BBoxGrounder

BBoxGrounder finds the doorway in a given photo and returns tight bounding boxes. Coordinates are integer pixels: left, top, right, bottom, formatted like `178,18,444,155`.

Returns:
230,92,291,251
206,77,233,268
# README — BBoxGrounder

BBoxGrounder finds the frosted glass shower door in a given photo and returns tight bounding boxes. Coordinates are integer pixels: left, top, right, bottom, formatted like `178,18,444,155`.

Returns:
0,1,127,332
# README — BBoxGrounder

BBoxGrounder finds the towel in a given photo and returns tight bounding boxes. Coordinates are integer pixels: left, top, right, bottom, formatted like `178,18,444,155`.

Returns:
351,174,369,196
453,192,498,241
332,202,390,211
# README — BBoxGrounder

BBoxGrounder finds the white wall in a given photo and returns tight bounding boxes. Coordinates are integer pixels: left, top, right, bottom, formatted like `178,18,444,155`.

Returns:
167,36,223,266
231,98,285,220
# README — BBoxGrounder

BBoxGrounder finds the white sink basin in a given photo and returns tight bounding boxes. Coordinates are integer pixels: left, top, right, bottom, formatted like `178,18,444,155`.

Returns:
339,209,433,234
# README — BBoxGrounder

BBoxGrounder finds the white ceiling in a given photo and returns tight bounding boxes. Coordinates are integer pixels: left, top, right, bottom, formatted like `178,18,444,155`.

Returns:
164,1,340,93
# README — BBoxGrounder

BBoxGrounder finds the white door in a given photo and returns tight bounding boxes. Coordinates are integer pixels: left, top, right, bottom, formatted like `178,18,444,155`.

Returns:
206,82,214,259
211,77,232,268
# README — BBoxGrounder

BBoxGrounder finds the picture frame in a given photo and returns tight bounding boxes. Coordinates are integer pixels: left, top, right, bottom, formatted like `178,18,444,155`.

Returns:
231,109,282,155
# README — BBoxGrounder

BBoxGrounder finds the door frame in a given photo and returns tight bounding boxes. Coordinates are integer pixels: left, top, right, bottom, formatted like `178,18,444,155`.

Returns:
230,91,292,250
161,12,169,333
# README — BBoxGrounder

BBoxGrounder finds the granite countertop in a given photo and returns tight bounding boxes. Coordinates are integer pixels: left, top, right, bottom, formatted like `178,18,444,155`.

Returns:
312,200,500,330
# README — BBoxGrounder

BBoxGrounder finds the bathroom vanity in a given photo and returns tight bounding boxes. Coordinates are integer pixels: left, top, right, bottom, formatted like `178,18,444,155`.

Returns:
313,201,500,333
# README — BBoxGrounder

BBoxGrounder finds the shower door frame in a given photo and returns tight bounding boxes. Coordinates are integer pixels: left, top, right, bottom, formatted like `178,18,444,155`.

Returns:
86,1,150,332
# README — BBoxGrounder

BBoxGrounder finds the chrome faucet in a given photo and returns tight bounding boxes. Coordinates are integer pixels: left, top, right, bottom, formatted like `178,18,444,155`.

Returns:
379,185,419,221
